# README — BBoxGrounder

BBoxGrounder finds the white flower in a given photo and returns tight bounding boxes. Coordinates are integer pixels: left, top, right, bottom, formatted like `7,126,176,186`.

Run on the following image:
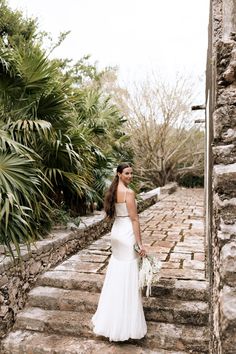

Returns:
138,255,162,297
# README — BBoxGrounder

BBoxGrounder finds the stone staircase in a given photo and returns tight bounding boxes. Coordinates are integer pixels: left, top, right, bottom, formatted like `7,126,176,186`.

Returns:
1,247,209,354
1,189,210,353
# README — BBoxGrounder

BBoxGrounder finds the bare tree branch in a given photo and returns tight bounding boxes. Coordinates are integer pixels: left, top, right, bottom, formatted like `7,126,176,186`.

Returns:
124,74,204,187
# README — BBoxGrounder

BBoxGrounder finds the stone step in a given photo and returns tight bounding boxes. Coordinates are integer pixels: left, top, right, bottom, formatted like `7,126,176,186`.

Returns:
37,271,104,293
1,330,197,354
147,278,209,302
28,286,209,326
144,296,208,326
37,270,209,301
13,308,209,352
28,286,99,313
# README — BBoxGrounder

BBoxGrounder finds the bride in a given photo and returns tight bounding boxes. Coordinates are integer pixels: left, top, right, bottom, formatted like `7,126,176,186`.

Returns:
92,162,147,341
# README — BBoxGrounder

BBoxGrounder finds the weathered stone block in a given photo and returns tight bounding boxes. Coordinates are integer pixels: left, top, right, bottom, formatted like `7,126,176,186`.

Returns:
0,294,4,304
220,241,236,286
217,84,236,106
213,144,236,164
159,182,178,195
0,275,8,287
213,163,236,196
29,261,41,275
214,193,236,223
223,0,236,39
220,286,236,331
0,305,8,317
222,127,236,142
222,44,236,83
218,218,236,245
213,106,236,140
217,40,234,67
220,285,236,353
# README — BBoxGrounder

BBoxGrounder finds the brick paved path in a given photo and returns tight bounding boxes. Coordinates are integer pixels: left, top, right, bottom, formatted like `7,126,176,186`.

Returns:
2,188,209,354
141,188,205,280
92,188,205,282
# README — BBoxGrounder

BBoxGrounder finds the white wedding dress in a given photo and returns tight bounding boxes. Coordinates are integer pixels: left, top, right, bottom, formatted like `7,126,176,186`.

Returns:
92,200,147,341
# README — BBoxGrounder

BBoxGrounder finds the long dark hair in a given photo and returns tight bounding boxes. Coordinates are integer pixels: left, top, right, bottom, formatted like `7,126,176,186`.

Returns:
104,162,132,218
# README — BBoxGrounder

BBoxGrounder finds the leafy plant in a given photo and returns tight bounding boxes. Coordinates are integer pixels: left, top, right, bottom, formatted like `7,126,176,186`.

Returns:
0,1,128,257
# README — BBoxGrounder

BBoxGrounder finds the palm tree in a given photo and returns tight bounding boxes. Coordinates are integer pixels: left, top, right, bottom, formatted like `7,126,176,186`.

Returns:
0,9,129,255
70,88,130,208
0,44,92,251
0,129,52,257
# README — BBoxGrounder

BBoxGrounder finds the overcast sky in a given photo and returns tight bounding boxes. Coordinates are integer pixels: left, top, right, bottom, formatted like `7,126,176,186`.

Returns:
8,0,209,100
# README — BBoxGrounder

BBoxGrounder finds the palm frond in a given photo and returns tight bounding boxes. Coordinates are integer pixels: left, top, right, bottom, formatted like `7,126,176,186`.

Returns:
4,119,52,144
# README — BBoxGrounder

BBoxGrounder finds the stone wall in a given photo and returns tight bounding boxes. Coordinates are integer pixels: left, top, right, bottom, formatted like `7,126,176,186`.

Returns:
207,0,236,352
0,213,113,339
0,184,176,339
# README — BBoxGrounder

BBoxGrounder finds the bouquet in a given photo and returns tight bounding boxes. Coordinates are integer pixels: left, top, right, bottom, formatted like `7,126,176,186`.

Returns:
134,243,162,297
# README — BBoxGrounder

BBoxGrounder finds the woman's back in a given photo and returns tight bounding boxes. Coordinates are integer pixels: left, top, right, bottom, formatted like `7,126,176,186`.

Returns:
116,187,128,204
115,188,129,217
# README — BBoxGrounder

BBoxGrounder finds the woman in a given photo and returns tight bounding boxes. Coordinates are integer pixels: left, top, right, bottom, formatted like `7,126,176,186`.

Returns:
92,162,147,341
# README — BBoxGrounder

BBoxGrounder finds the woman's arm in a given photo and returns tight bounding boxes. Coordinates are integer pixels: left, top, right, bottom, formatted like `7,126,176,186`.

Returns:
126,189,146,257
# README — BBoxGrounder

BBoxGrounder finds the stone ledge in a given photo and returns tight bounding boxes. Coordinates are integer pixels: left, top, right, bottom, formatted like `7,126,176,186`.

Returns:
139,187,161,200
158,182,178,195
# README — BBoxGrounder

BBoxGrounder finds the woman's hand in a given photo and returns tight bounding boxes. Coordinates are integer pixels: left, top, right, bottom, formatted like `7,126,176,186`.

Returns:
138,245,147,257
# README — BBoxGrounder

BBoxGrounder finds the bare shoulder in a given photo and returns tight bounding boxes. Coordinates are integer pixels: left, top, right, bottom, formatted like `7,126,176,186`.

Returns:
126,188,135,198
